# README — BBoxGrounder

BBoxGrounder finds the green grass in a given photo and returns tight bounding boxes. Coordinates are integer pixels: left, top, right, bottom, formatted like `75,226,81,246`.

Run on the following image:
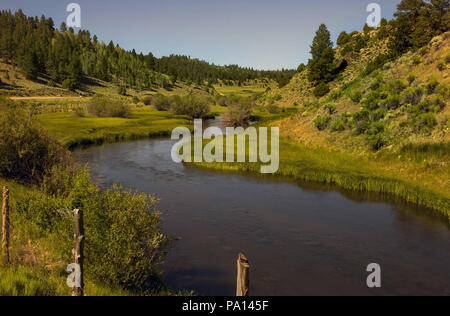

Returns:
214,84,266,97
188,137,450,220
0,265,136,296
36,108,191,149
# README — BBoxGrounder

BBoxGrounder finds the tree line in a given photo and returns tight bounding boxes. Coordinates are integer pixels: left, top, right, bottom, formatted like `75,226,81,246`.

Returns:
0,10,296,91
145,54,296,87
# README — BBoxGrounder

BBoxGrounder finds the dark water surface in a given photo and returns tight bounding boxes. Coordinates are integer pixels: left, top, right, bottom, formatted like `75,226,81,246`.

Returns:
76,136,450,296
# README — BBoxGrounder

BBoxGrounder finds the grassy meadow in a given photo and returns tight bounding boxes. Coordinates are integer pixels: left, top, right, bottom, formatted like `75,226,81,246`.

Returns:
36,107,191,149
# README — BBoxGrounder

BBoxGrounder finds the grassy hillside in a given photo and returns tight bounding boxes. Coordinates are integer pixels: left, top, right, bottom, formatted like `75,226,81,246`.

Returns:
266,31,449,152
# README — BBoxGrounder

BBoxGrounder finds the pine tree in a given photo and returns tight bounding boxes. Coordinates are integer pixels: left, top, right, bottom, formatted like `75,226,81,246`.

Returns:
309,24,333,61
307,24,335,85
20,50,39,80
60,22,67,32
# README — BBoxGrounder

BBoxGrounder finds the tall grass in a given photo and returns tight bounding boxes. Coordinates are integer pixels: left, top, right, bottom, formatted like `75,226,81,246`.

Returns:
188,138,450,220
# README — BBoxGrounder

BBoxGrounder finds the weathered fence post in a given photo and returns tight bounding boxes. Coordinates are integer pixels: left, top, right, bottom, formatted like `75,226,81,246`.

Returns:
72,209,84,296
236,253,250,296
1,186,10,265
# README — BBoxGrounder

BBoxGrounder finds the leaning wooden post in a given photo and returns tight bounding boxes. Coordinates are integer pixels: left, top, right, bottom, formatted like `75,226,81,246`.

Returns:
72,209,84,296
236,253,250,296
1,186,10,265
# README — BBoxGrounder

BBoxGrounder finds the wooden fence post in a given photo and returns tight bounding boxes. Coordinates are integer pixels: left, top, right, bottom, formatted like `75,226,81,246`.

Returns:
72,209,84,296
1,186,10,265
236,253,250,296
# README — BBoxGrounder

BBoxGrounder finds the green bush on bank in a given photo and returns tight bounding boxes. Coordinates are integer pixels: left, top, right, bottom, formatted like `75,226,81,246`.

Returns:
0,98,71,185
87,97,131,118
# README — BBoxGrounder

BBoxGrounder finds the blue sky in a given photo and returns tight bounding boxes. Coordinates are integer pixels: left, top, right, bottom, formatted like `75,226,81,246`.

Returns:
1,0,401,70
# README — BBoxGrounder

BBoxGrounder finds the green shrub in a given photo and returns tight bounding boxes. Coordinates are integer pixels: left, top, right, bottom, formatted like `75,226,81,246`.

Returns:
314,115,332,131
372,108,387,121
330,120,345,132
224,98,254,127
350,90,362,103
437,61,446,71
313,82,330,98
324,104,336,114
132,96,140,104
363,54,390,75
0,98,70,184
362,92,381,110
436,83,449,99
445,54,450,64
366,133,385,150
117,86,127,96
62,78,79,91
87,97,131,118
384,94,401,110
169,94,211,118
387,80,407,94
353,109,371,134
366,122,386,150
426,77,439,94
407,73,417,85
15,169,174,294
266,104,281,114
152,94,171,111
429,95,445,112
74,106,87,117
329,90,342,101
401,87,424,105
142,96,153,106
413,56,421,65
370,76,384,91
416,113,437,132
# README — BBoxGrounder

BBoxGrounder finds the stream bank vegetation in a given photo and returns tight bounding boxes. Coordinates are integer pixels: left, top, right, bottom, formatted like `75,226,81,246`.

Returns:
0,96,189,296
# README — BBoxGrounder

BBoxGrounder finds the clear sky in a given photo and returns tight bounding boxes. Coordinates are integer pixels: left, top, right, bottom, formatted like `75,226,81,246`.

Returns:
1,0,401,70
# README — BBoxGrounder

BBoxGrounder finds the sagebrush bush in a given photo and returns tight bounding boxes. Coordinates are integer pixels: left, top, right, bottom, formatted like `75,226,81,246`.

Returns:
313,82,330,98
314,115,331,131
350,90,362,103
87,97,131,118
402,87,424,105
324,104,336,114
384,94,401,110
426,77,439,94
330,120,345,132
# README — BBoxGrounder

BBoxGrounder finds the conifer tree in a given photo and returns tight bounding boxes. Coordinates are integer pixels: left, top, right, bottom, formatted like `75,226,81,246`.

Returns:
307,24,335,84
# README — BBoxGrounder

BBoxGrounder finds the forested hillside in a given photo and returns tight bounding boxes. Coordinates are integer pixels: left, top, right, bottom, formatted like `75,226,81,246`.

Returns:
0,9,295,94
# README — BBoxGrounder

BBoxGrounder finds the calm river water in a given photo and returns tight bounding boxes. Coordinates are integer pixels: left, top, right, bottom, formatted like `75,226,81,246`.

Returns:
75,126,450,296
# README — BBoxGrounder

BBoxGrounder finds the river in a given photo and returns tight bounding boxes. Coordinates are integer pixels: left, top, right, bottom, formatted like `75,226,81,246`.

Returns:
75,122,450,296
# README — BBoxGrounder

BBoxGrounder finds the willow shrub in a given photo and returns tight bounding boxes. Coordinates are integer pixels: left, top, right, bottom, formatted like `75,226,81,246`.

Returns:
0,98,70,184
14,168,174,294
87,97,131,118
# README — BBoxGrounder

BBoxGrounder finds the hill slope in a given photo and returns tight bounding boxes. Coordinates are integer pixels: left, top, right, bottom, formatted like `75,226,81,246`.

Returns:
267,30,450,152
